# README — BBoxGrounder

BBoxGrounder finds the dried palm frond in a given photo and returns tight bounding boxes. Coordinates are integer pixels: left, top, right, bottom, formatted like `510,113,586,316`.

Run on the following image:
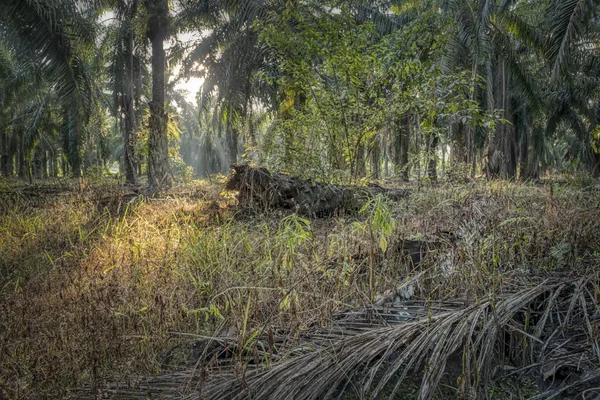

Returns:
200,279,598,400
74,277,600,399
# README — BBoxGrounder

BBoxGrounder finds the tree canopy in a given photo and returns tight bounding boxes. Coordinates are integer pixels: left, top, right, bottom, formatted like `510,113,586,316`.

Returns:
1,0,599,185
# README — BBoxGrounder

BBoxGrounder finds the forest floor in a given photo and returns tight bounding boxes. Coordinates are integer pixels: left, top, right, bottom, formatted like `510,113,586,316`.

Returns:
1,176,599,399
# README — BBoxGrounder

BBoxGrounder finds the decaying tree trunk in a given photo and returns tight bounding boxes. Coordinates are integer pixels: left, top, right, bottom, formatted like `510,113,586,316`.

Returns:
226,164,410,217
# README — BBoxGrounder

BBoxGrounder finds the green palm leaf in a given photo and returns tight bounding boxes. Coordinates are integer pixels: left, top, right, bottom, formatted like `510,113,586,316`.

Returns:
544,0,599,80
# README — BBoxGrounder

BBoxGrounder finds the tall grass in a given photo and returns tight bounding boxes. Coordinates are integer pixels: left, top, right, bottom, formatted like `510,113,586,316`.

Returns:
0,179,598,398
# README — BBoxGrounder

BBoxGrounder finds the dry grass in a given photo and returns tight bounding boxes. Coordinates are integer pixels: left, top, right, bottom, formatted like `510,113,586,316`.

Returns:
0,178,599,399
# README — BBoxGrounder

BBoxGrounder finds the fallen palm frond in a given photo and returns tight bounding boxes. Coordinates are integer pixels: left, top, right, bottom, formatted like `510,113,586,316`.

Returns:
200,279,599,400
74,277,600,399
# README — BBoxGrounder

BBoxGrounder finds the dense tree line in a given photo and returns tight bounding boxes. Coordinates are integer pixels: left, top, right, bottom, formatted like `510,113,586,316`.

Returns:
0,0,599,189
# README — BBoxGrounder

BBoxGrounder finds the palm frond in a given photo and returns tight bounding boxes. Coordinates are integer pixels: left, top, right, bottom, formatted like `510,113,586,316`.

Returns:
544,0,599,81
0,0,94,103
24,101,47,153
491,25,543,111
74,279,600,400
201,280,598,400
499,10,545,51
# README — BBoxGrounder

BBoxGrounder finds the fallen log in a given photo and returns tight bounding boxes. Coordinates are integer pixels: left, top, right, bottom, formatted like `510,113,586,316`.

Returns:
225,164,409,216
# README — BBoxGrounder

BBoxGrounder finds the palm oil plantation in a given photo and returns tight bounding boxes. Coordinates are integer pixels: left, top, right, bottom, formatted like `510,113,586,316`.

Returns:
1,1,600,399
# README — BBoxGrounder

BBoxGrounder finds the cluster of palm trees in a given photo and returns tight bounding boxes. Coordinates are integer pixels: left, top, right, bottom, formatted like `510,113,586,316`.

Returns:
0,0,598,188
0,0,171,189
442,0,600,179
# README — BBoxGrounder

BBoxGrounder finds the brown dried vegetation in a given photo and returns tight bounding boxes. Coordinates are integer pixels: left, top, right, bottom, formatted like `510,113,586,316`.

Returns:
0,178,599,399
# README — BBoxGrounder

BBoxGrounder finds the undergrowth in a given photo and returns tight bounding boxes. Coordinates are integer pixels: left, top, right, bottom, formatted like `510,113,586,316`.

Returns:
0,179,599,398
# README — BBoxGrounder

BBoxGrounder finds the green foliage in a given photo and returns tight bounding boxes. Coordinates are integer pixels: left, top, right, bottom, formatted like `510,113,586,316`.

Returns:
277,214,313,271
2,0,600,183
253,4,505,181
356,194,396,252
256,6,384,180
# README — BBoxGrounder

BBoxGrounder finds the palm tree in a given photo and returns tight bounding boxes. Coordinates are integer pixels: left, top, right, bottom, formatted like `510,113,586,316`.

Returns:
0,39,68,180
439,0,544,179
108,0,143,185
146,0,173,190
179,0,282,166
542,0,600,176
0,0,96,178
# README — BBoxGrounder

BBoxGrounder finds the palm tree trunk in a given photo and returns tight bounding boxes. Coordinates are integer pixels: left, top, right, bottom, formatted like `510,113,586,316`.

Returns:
467,62,478,176
61,155,68,176
0,155,9,177
147,0,171,191
0,130,9,177
383,128,389,178
394,115,410,181
590,151,600,178
227,126,238,166
43,150,48,178
354,142,366,180
453,121,467,166
62,106,81,178
518,126,529,180
49,150,57,177
487,59,517,180
427,133,438,183
402,117,410,181
18,134,27,179
33,146,42,179
124,24,137,185
371,136,381,180
503,120,517,179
